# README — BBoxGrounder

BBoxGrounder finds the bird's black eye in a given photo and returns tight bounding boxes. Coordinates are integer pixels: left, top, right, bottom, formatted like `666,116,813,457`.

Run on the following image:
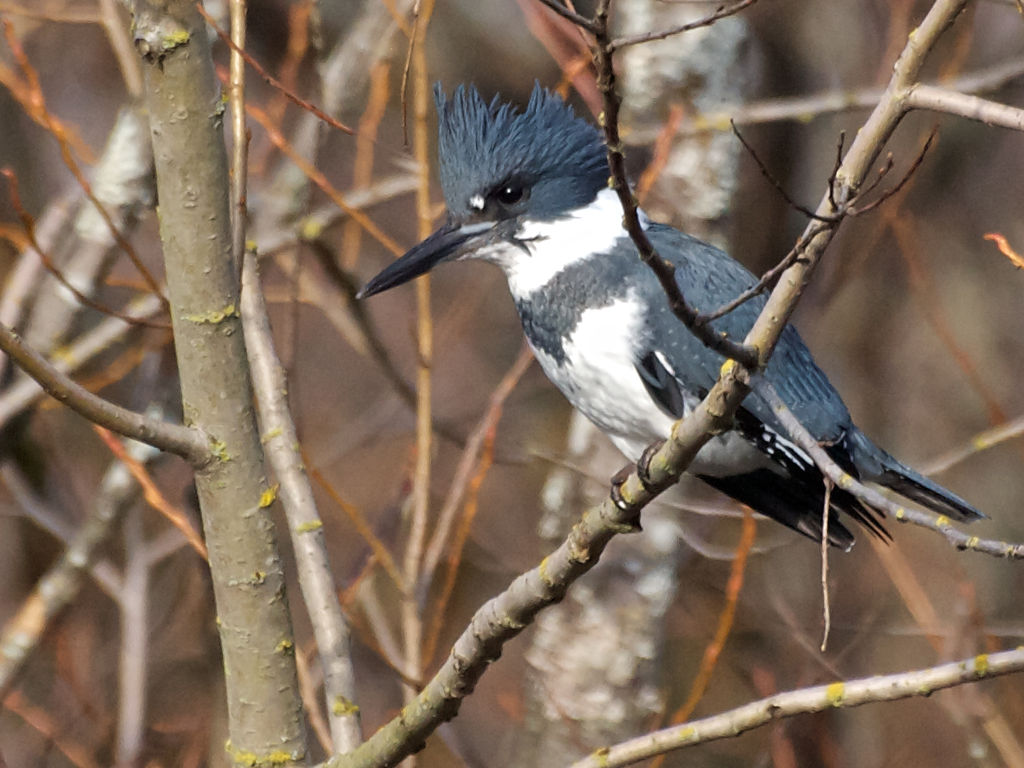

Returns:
495,184,525,206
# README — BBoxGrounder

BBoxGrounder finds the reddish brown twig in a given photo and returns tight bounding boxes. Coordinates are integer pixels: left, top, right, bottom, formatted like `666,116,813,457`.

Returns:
196,3,355,136
94,426,208,559
2,20,167,306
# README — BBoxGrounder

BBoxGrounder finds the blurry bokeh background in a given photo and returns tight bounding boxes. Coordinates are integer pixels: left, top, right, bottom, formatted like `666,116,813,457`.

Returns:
0,0,1022,766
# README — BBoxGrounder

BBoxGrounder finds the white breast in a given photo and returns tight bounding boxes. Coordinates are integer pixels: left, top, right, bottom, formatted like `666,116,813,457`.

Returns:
530,296,776,478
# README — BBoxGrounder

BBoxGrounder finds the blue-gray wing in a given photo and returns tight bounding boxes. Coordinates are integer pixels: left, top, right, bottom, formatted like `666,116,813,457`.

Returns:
638,224,852,443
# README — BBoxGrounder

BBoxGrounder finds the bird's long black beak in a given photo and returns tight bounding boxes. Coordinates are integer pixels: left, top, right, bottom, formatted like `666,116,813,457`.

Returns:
357,218,491,299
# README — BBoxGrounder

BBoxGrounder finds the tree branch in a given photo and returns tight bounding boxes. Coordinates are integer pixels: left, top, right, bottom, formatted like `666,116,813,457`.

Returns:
569,648,1024,767
0,320,210,464
907,83,1024,130
624,56,1024,144
133,0,307,761
590,0,761,369
758,380,1024,559
609,0,757,49
240,249,362,753
0,293,165,430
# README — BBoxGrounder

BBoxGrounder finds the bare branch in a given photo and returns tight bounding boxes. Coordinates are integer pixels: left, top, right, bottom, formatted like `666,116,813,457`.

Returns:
591,2,761,369
624,56,1024,144
535,0,600,34
609,0,757,49
907,83,1024,130
0,320,210,464
569,648,1024,767
240,249,362,753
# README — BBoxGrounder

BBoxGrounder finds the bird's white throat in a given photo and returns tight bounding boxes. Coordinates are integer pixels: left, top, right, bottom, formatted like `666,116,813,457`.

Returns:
471,188,648,299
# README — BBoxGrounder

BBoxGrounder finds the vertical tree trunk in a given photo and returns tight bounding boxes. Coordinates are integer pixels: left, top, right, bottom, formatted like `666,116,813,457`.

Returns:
132,1,307,763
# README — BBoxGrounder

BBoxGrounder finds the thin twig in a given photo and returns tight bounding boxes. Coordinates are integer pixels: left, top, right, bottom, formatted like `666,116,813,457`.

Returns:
820,479,832,653
983,232,1024,269
609,0,757,49
846,128,937,215
590,1,760,369
535,0,599,34
758,379,1024,559
568,648,1024,768
240,249,363,752
196,3,355,135
94,426,208,558
0,320,210,464
729,121,837,222
227,0,249,280
402,6,439,756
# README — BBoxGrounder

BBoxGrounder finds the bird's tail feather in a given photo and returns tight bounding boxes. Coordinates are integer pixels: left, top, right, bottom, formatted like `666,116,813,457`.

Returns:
846,428,984,523
697,469,889,552
876,466,984,522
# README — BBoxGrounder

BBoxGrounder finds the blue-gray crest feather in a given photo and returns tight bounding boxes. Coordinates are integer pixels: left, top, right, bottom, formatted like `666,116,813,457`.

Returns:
434,83,607,218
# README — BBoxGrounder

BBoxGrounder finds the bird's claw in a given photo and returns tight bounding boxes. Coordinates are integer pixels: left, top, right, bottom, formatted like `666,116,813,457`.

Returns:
637,439,665,493
609,464,644,532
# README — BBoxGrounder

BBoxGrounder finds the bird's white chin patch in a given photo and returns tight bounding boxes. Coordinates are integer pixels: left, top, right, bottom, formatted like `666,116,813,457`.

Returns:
490,188,644,299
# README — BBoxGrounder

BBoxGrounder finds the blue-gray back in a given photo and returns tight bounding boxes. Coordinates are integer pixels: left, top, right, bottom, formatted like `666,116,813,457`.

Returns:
641,224,852,442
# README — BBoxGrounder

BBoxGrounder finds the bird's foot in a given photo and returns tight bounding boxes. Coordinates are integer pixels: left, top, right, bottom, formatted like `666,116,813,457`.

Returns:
609,464,643,532
636,439,665,493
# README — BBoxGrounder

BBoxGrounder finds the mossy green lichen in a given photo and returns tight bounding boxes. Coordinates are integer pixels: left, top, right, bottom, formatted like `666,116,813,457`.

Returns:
299,217,325,241
826,681,845,706
261,427,283,443
162,28,190,53
210,439,231,462
225,739,303,768
259,485,279,508
332,696,360,716
974,653,989,677
295,520,323,533
185,304,239,324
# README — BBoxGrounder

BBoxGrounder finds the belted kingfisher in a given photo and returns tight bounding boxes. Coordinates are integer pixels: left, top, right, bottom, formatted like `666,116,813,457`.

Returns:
358,83,983,549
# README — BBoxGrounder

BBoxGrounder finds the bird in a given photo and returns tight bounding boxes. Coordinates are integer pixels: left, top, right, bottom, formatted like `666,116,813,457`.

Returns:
357,83,983,550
